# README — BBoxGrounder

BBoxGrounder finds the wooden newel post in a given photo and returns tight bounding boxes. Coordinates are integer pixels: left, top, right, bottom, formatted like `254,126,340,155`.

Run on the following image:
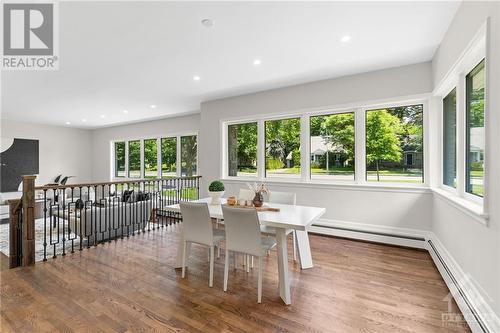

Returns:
22,175,36,266
8,199,22,268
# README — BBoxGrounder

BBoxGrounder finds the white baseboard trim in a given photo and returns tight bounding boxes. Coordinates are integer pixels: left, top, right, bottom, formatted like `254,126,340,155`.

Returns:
310,218,428,249
426,233,500,333
308,219,499,333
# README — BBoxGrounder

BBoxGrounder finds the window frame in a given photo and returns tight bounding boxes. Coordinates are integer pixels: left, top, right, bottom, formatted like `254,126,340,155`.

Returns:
114,141,126,178
221,98,428,188
110,132,198,181
226,121,259,178
441,86,459,193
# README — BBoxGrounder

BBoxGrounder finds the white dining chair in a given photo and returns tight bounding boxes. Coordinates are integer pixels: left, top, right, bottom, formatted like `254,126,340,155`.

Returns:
222,205,276,303
179,201,225,287
263,191,297,261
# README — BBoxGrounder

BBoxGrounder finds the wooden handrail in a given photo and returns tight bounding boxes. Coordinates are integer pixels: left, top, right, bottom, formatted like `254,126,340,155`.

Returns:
34,175,202,190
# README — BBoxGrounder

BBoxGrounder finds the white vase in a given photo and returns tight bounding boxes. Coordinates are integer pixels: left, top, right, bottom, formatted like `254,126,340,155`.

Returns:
208,191,224,205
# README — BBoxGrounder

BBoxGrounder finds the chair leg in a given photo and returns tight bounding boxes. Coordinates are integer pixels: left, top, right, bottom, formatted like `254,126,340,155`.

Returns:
224,248,229,291
251,256,254,268
293,231,297,262
181,241,187,278
246,254,250,273
217,245,221,259
209,246,214,288
233,252,237,270
258,256,263,303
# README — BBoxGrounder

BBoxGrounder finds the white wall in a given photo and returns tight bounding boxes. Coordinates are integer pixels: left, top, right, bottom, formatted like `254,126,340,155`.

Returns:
431,0,500,324
199,62,434,233
90,113,200,182
0,119,93,186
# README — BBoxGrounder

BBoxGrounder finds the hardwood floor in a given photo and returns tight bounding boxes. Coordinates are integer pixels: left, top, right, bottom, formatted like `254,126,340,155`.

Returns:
0,224,470,333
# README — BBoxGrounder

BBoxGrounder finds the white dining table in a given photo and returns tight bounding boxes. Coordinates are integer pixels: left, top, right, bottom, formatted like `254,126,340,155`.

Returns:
163,197,326,305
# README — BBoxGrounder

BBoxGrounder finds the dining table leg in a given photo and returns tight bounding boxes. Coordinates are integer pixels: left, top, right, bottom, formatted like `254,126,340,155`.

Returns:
275,228,291,305
295,229,313,269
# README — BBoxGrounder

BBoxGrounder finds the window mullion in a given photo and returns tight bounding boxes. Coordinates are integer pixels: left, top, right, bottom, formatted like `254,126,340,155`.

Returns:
125,141,129,179
257,120,265,181
355,108,366,184
176,136,181,177
301,115,310,182
157,138,161,179
140,139,145,179
456,74,466,197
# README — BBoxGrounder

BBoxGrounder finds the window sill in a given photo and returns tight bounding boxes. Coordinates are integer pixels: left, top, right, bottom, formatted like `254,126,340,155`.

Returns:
432,187,488,226
221,177,431,194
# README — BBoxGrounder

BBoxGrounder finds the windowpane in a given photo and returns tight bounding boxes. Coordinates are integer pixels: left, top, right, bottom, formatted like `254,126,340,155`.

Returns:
265,118,301,178
161,137,177,177
228,122,258,177
310,112,355,180
128,140,141,178
443,88,457,188
144,139,157,178
466,60,485,197
366,104,424,183
114,141,126,177
181,135,197,176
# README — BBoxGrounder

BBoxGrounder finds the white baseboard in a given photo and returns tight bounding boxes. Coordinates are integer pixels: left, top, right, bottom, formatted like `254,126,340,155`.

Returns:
310,218,428,249
308,219,499,333
426,233,500,333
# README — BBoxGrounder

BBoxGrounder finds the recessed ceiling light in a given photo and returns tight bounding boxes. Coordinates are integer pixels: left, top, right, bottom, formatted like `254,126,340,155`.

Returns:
149,104,156,109
100,114,106,118
193,75,201,81
65,121,71,125
123,109,128,114
253,59,261,66
81,118,87,122
201,19,214,28
340,35,351,43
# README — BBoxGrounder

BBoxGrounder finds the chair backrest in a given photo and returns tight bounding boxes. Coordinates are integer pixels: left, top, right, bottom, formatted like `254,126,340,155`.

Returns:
269,191,296,205
179,202,213,245
238,188,255,201
222,205,262,256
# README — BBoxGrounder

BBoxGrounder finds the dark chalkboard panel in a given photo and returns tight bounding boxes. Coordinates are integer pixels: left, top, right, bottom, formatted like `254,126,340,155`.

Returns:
0,138,39,192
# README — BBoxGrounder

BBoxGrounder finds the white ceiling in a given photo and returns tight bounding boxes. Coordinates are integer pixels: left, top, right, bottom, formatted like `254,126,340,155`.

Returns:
1,1,460,129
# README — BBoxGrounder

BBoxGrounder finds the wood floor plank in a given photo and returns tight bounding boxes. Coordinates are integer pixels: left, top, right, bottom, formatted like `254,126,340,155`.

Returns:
0,224,470,333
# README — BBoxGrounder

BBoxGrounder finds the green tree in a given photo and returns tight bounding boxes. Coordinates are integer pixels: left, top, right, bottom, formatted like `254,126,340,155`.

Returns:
236,123,257,167
322,113,355,163
366,110,403,181
161,137,177,174
265,118,301,168
128,140,141,175
181,136,197,176
144,139,157,177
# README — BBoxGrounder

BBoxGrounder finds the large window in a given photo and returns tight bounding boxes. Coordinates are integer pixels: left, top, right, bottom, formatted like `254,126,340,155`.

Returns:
181,135,197,176
310,112,355,181
366,104,423,183
143,139,158,178
228,122,257,177
113,134,196,179
443,89,457,188
161,137,177,177
466,60,485,197
114,141,126,177
128,140,141,178
265,118,301,178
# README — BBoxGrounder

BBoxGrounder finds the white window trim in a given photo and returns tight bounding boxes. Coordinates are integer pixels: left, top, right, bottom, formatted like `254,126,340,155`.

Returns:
220,96,429,189
433,20,488,221
110,131,198,181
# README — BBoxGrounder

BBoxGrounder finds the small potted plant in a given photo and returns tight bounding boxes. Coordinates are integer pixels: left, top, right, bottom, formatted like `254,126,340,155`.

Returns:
208,180,225,205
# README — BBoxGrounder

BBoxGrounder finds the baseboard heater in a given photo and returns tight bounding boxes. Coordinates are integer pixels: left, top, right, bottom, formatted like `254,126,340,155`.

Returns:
428,239,489,333
311,223,426,241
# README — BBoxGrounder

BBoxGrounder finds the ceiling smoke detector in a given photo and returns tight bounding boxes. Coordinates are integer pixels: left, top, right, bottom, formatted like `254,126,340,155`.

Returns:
201,19,214,28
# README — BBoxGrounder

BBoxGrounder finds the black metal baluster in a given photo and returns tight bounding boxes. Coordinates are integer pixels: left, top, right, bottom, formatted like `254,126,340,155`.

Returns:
43,189,47,261
79,186,83,251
